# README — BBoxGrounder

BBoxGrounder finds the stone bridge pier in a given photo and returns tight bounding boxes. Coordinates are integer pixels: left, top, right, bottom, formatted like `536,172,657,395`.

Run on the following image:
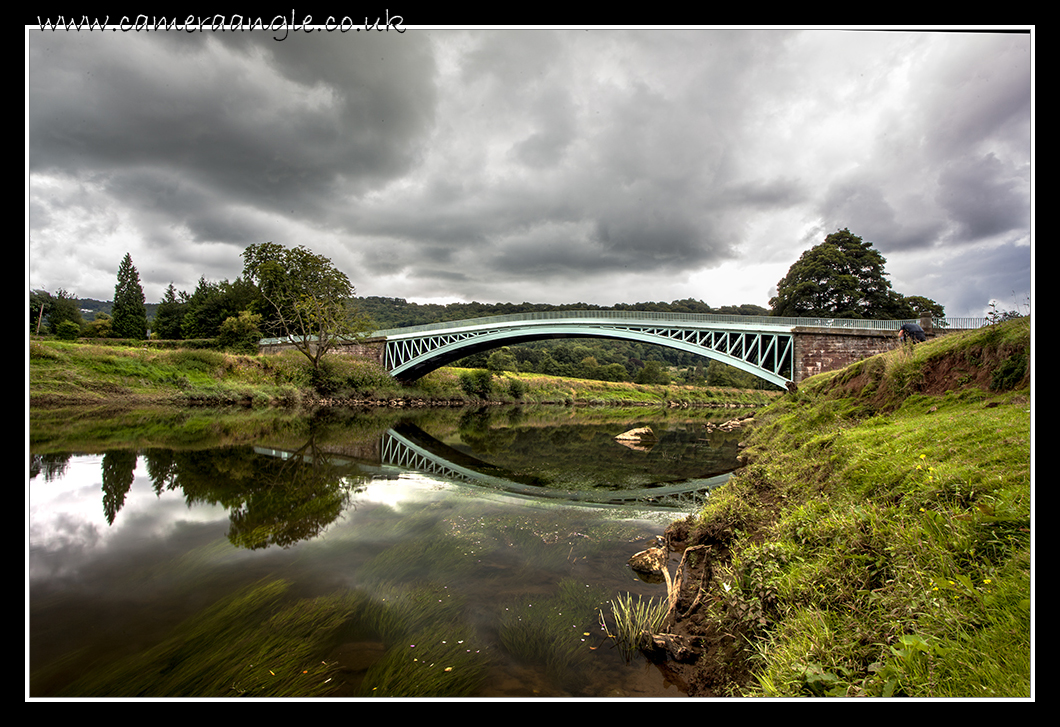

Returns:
791,315,944,384
791,327,897,384
329,338,385,364
259,338,386,364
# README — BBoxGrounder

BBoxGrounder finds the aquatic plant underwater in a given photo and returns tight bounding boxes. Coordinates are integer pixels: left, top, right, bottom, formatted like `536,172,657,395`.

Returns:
498,578,611,685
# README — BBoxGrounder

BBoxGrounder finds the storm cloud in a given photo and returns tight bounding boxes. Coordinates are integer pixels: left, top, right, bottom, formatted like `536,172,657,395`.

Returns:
28,27,1032,316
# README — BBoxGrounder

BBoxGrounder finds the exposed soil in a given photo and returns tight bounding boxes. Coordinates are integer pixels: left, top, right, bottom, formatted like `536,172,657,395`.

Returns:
644,463,786,696
653,496,778,696
824,337,1030,409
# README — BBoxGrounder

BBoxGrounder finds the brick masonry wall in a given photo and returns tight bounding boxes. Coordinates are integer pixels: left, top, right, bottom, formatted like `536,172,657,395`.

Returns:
792,327,897,384
259,337,384,365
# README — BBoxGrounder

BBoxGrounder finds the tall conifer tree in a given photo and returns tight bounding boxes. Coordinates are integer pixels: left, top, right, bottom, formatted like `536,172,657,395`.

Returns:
153,283,186,340
112,252,148,339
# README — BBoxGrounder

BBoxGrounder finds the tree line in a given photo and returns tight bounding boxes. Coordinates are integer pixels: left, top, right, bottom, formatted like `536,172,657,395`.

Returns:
31,229,978,386
30,244,367,370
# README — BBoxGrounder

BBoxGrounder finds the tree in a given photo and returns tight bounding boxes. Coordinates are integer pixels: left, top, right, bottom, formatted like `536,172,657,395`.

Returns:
903,295,945,319
54,319,81,340
242,242,370,370
47,288,84,335
180,276,258,340
459,369,494,399
770,229,914,319
111,253,148,339
487,347,519,373
153,283,188,340
217,310,263,354
84,312,113,338
635,360,670,385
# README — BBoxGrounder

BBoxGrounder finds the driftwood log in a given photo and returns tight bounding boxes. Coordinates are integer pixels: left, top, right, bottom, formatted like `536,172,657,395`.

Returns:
649,544,711,662
626,542,713,662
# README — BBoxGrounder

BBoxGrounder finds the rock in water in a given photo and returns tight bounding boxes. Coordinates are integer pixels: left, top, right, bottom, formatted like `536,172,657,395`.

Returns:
615,426,656,441
628,546,668,574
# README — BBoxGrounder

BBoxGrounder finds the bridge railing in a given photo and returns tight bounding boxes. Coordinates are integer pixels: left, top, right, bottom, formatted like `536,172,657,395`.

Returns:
933,317,990,330
371,310,987,337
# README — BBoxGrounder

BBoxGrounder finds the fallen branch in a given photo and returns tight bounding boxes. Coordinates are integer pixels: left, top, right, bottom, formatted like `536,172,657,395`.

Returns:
663,545,709,631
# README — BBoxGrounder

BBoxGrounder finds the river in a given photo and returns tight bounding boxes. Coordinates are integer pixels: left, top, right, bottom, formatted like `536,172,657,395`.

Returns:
28,404,749,698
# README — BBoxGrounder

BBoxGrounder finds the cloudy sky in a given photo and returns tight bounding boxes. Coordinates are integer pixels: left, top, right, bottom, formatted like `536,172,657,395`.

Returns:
27,25,1032,317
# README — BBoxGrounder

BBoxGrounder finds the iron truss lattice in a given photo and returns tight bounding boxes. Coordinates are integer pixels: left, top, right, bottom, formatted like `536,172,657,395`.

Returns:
380,429,730,506
380,315,795,387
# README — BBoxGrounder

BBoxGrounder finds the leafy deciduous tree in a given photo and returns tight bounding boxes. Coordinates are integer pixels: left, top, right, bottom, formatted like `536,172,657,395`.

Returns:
54,320,81,340
217,310,264,354
84,312,113,338
769,229,915,320
486,347,519,373
45,288,84,335
903,295,946,319
635,360,670,385
242,242,371,370
180,276,259,340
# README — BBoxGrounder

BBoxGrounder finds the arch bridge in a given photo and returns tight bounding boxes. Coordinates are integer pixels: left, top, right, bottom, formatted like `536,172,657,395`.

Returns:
360,310,937,388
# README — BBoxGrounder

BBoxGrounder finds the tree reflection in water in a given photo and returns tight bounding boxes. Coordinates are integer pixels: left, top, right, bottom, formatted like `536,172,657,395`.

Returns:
98,437,368,551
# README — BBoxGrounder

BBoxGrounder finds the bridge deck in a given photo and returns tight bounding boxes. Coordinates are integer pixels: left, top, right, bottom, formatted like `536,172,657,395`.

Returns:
372,309,917,338
259,312,988,386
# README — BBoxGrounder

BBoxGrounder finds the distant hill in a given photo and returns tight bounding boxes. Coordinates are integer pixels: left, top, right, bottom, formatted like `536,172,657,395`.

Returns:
354,296,768,330
77,298,160,320
72,295,765,328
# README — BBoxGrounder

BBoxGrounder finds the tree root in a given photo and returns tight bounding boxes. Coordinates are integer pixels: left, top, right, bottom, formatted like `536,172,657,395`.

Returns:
650,544,711,662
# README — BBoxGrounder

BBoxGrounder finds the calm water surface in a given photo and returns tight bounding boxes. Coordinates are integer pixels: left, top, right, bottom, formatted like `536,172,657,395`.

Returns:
29,405,747,698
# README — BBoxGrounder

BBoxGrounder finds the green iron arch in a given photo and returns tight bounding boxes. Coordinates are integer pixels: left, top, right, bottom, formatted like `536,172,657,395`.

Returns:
383,320,794,388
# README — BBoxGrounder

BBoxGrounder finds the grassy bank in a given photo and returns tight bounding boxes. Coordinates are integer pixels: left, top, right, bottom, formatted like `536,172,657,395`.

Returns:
669,317,1032,697
28,339,777,409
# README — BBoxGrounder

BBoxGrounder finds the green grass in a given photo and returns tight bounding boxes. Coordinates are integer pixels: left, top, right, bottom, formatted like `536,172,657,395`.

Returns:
600,592,670,662
357,625,488,697
447,367,778,407
681,318,1032,697
352,583,491,697
30,338,777,409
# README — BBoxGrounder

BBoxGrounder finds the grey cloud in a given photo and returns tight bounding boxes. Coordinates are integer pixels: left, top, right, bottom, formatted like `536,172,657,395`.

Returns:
510,89,577,169
29,31,438,231
817,178,909,250
917,35,1031,164
906,240,1031,316
458,30,567,95
936,152,1030,244
28,28,1031,317
719,178,807,210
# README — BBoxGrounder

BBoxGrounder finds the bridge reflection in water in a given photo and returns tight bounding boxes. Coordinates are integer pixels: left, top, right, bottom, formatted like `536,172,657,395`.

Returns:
257,422,732,510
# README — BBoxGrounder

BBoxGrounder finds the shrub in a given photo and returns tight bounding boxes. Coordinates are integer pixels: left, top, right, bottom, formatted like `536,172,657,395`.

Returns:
990,352,1028,391
506,376,527,400
54,320,81,341
216,311,263,354
310,354,397,397
459,369,494,399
